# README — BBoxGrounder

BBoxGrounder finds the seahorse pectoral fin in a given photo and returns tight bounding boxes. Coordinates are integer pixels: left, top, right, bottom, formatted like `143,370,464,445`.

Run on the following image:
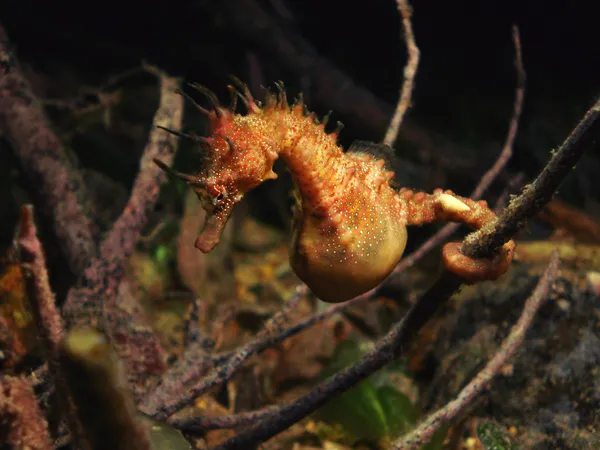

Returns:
195,202,235,253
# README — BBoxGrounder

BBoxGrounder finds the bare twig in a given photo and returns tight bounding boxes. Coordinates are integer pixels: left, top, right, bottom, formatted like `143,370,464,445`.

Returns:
0,23,96,275
170,401,281,432
97,67,182,288
100,68,183,389
141,285,306,420
16,205,90,450
383,0,420,147
211,269,465,449
61,67,184,397
139,344,220,419
462,96,600,259
471,26,525,200
16,205,65,347
386,26,524,279
392,250,560,449
0,375,53,450
167,292,371,430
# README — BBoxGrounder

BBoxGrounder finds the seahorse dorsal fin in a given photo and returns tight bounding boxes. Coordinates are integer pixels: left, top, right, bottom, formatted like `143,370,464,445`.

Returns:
347,140,402,185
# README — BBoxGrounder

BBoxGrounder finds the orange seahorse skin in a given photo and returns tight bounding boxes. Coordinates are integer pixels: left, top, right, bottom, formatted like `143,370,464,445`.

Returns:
155,81,515,303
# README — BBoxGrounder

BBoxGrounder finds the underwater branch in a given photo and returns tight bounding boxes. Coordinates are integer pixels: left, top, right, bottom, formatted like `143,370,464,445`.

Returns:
392,250,560,449
0,22,96,276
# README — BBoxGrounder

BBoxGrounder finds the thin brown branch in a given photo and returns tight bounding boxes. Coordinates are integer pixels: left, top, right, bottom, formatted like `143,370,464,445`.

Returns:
97,66,183,289
470,25,525,200
100,68,183,390
392,250,560,449
60,68,182,316
210,269,464,449
387,26,524,278
16,205,65,347
141,285,307,420
16,204,90,450
140,344,219,419
62,67,184,397
170,402,281,432
0,22,96,275
462,96,600,259
383,0,420,147
165,292,378,430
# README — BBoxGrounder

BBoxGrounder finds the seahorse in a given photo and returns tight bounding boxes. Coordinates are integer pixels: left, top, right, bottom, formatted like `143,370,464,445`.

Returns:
155,80,515,303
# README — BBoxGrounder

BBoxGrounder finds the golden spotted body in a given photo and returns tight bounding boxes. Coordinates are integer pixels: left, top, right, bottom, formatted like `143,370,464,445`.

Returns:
156,82,514,303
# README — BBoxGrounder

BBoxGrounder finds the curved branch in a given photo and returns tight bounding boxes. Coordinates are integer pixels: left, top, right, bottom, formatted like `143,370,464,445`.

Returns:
462,96,600,259
0,22,96,275
392,250,560,449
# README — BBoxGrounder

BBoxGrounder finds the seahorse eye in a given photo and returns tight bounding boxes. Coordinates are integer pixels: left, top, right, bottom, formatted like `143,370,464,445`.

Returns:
206,186,239,208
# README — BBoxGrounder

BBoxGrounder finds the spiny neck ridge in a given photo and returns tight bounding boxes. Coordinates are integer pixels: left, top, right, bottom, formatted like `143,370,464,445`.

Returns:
155,80,392,253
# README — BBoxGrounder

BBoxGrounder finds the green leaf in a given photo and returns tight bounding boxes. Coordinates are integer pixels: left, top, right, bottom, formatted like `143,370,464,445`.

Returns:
421,425,448,450
314,340,423,442
477,420,523,450
154,245,170,265
137,413,192,450
376,385,417,436
315,373,389,440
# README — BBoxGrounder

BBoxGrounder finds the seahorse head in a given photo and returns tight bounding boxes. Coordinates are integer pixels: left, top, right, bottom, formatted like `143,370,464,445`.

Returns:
154,81,280,253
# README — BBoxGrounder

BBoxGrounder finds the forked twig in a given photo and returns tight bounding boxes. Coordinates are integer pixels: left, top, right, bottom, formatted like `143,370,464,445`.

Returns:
209,270,461,448
2,23,180,398
62,67,183,318
166,293,370,430
0,23,95,275
462,96,600,259
386,25,524,278
392,250,560,449
141,286,307,419
60,67,184,398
